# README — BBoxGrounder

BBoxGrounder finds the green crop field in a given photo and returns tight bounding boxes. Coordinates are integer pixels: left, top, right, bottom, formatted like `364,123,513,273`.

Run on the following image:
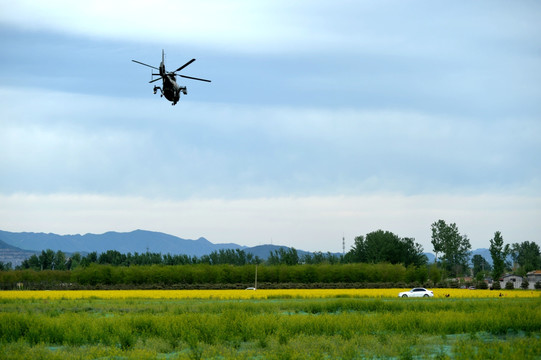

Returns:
0,294,540,359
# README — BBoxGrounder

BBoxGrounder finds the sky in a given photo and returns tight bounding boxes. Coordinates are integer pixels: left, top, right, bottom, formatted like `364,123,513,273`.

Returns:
1,0,540,253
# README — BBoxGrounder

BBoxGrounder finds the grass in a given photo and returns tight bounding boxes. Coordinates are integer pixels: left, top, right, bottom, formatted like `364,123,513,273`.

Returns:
0,290,539,359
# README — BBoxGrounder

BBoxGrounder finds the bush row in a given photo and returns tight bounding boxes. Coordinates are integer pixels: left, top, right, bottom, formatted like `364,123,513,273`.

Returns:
0,263,430,289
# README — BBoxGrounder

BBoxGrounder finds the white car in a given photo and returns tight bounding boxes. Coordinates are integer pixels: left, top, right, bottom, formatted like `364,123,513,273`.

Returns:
398,288,434,298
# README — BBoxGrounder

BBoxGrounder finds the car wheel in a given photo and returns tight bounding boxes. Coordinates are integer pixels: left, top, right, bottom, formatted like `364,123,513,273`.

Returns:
402,294,408,298
423,294,429,297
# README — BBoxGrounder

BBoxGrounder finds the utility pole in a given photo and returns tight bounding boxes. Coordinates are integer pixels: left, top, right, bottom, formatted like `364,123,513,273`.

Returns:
255,264,258,290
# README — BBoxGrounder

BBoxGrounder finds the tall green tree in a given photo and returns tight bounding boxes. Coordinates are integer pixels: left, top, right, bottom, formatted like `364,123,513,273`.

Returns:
98,250,126,266
364,230,400,263
511,241,541,275
267,248,299,265
302,251,340,264
471,254,491,277
400,237,428,267
38,249,56,270
430,220,446,264
345,235,366,263
21,254,41,270
54,250,67,270
430,220,471,277
67,252,82,270
345,230,426,267
81,251,98,267
489,231,509,281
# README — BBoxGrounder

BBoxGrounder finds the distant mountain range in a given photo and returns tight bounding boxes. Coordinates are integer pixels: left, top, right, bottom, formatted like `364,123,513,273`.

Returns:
0,230,242,257
0,229,492,267
0,230,312,266
0,238,38,267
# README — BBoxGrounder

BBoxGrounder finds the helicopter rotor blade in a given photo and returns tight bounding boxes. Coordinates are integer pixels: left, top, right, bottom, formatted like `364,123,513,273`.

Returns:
174,59,196,73
149,76,163,83
132,60,159,70
179,75,211,82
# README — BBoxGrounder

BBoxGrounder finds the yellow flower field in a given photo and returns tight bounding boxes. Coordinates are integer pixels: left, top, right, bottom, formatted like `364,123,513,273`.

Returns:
1,288,539,300
1,288,540,359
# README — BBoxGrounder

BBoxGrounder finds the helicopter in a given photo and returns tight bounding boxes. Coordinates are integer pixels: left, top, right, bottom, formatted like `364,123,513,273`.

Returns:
132,50,211,105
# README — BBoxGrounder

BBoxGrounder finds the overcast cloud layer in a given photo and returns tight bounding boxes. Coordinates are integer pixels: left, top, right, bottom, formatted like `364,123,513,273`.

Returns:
1,1,540,252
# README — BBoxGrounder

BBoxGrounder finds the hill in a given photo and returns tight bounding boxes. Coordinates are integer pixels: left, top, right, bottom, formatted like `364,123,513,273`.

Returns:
0,238,38,267
241,244,311,260
0,230,318,265
0,230,244,257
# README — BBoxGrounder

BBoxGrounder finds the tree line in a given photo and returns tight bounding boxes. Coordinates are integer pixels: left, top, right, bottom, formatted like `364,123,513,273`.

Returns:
9,232,423,272
0,262,430,289
0,219,539,288
13,248,261,271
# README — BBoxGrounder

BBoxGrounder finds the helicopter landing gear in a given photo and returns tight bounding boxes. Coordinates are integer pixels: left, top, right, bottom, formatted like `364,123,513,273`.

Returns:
153,86,163,96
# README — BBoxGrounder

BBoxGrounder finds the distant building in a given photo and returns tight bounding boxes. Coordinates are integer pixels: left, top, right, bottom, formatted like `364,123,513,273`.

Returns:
500,274,523,289
527,270,541,289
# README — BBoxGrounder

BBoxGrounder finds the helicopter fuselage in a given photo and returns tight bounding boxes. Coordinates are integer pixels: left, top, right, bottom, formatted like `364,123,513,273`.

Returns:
155,61,187,105
162,74,181,104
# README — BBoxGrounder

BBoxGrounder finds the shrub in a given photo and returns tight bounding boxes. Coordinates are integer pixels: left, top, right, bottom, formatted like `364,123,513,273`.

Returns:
118,330,135,350
505,281,514,290
535,281,541,290
521,279,529,290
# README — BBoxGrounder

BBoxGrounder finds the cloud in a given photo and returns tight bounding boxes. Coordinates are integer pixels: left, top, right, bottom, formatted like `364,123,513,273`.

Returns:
2,0,540,57
1,86,539,198
1,192,540,253
2,2,540,118
0,0,323,54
